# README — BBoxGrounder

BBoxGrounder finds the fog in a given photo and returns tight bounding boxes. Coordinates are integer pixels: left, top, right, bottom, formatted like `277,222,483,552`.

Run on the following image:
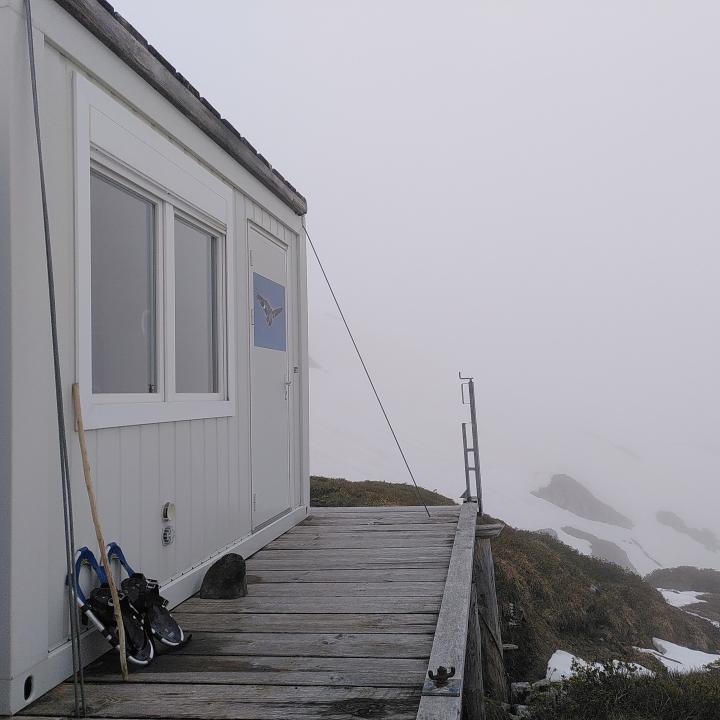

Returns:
110,1,719,560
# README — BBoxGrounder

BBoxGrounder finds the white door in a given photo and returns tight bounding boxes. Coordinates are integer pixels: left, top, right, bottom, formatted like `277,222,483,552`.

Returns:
249,226,291,530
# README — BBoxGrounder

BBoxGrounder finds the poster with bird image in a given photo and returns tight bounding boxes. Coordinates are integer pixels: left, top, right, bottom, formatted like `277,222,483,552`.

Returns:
253,272,286,351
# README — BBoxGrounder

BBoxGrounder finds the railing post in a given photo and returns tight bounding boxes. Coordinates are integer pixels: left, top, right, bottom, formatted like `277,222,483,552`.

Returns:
474,523,509,704
416,503,478,720
462,582,486,720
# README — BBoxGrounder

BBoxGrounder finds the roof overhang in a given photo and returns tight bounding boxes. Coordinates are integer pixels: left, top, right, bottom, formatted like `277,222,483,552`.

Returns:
54,0,307,216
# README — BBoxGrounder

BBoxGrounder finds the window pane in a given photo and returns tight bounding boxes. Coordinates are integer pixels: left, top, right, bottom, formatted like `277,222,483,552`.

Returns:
174,218,219,394
91,173,156,394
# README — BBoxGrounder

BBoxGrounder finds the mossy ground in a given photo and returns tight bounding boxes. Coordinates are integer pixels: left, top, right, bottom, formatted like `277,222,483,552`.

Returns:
310,475,457,507
529,661,720,720
491,520,720,682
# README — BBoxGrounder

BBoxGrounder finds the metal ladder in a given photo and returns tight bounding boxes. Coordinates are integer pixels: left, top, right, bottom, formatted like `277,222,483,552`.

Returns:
459,372,483,514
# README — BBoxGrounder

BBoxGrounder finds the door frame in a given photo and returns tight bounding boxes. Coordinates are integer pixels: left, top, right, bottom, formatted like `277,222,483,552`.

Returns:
247,220,297,531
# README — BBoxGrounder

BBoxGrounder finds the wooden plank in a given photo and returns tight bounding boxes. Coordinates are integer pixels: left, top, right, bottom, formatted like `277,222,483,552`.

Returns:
13,716,417,720
153,632,434,659
248,559,450,571
305,512,458,521
172,612,438,634
245,568,448,583
223,581,447,597
84,654,428,686
309,506,459,514
248,547,451,564
297,519,456,528
301,516,457,526
475,537,508,703
23,683,419,719
462,585,486,720
289,522,458,533
416,502,478,720
20,710,418,720
246,549,451,571
82,668,427,689
266,535,455,550
177,596,441,614
277,528,456,537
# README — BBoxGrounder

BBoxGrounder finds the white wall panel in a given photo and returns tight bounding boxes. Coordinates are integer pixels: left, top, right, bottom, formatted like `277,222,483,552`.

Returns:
3,4,307,712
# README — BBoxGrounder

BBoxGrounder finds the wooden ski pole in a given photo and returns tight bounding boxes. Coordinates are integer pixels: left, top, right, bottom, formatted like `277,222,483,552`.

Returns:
72,383,129,680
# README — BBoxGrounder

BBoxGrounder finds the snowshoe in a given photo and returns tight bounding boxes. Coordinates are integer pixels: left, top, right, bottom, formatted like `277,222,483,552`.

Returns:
107,542,187,648
74,547,154,666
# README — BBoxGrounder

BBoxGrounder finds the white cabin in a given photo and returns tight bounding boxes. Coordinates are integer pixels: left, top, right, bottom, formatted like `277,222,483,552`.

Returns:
0,0,310,713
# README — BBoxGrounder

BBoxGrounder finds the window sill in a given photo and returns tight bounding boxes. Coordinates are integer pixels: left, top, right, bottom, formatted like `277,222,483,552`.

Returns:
81,399,235,430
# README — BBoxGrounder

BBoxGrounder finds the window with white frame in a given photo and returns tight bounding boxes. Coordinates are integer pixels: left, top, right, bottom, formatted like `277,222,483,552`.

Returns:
75,75,235,429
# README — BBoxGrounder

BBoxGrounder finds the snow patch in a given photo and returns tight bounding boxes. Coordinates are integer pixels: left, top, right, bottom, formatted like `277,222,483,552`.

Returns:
546,650,652,682
634,638,720,672
658,588,708,608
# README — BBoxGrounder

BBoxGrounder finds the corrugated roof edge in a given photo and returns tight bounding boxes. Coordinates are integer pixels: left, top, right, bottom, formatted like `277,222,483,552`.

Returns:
54,0,307,216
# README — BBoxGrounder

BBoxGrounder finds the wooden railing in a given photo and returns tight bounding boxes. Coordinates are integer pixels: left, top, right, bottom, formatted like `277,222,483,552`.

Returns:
416,504,507,720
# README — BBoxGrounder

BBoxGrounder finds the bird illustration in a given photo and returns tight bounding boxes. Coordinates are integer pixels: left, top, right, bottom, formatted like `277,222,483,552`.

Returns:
257,293,283,326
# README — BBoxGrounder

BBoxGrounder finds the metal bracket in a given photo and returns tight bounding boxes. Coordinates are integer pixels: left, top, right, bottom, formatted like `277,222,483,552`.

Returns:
422,677,462,697
422,665,460,696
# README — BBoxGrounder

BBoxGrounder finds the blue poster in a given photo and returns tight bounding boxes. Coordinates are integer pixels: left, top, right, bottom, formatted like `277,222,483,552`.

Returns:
253,272,286,351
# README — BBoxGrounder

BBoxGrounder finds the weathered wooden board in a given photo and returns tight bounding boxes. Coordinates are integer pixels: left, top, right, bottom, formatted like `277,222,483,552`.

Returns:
244,568,448,584
297,518,458,527
171,612,439,634
266,535,454,550
305,512,458,522
206,581,447,597
308,506,459,514
253,548,452,559
88,654,428,677
23,683,420,719
288,523,458,533
168,632,434,658
19,714,418,720
20,711,418,720
84,654,428,686
247,558,450,571
246,549,451,571
178,596,441,614
416,502,478,720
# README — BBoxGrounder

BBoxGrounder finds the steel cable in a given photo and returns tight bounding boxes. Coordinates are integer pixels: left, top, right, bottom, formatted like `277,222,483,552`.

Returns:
303,225,430,518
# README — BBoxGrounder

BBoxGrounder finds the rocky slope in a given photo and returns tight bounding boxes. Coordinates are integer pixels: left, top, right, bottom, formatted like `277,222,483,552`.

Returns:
490,473,720,576
492,520,720,682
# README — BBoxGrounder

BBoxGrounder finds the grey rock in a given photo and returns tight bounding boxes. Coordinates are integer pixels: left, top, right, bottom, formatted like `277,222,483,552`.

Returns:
562,526,638,573
532,474,634,529
656,511,720,553
199,553,248,599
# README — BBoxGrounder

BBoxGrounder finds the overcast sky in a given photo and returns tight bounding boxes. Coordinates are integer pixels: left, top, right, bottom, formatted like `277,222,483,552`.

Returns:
110,1,719,536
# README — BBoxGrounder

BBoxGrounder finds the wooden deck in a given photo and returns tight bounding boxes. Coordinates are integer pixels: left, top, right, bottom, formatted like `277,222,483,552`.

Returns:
21,506,463,720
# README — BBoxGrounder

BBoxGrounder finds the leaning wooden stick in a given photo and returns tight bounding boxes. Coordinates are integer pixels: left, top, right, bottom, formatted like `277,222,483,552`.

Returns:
72,383,129,680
